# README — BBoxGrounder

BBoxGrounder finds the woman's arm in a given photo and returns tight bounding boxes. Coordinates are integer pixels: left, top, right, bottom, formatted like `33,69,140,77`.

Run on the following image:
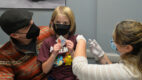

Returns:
99,53,112,64
73,39,131,80
89,39,112,64
74,37,112,64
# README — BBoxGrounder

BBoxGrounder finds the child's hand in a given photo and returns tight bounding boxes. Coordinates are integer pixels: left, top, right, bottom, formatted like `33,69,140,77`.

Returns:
53,43,62,56
66,40,74,53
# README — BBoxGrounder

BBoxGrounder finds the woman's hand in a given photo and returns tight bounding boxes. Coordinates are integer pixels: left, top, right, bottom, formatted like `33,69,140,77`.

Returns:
89,39,105,59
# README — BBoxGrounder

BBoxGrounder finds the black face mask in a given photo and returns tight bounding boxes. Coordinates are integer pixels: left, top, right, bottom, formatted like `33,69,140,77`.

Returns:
53,24,70,35
26,23,40,39
10,23,39,54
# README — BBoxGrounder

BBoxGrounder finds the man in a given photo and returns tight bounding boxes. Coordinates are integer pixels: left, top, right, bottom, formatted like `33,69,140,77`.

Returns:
0,9,52,80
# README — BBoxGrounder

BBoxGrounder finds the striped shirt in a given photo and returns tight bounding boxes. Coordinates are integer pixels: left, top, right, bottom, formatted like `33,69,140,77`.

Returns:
73,56,140,80
0,26,52,80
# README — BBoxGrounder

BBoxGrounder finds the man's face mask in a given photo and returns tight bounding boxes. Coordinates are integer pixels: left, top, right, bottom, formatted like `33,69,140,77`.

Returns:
10,23,40,53
14,23,40,39
26,23,40,39
53,23,70,35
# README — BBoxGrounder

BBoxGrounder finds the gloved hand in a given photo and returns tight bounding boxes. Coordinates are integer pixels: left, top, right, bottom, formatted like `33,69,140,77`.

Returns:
88,39,105,59
76,35,86,42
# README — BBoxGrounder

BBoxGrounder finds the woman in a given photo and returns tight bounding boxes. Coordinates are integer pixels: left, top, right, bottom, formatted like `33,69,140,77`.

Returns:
73,20,142,80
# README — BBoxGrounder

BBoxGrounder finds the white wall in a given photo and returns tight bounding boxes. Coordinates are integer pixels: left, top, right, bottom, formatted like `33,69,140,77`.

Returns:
97,0,142,52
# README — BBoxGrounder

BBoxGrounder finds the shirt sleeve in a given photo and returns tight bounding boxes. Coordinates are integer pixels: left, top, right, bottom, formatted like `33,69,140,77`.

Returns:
37,40,50,63
0,54,14,80
0,66,14,80
73,56,134,80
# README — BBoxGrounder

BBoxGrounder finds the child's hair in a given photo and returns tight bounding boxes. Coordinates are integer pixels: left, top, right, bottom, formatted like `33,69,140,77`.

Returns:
113,20,142,75
49,6,76,35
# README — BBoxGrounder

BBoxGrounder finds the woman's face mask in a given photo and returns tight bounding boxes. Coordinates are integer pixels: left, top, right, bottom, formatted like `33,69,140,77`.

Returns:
110,39,123,55
110,39,117,51
53,23,70,35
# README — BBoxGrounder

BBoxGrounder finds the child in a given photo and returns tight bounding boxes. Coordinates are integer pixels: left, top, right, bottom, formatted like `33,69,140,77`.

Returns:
37,6,77,80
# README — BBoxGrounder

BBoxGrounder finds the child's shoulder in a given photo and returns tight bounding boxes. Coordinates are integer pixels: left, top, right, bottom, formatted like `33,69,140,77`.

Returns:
44,35,56,42
68,34,78,39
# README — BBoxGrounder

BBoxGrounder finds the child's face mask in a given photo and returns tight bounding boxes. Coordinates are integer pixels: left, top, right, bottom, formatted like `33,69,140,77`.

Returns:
53,23,70,35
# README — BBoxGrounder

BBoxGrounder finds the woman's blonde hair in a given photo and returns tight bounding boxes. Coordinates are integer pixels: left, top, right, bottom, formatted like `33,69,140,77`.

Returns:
113,20,142,75
49,6,76,35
